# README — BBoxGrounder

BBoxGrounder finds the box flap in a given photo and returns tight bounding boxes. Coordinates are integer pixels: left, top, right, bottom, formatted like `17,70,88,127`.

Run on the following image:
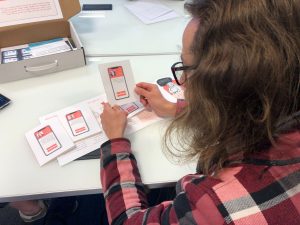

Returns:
59,0,81,21
0,0,80,33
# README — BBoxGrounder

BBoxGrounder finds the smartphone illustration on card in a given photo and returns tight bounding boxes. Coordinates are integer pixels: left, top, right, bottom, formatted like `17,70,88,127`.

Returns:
108,66,130,100
34,125,61,156
157,77,184,99
66,110,89,136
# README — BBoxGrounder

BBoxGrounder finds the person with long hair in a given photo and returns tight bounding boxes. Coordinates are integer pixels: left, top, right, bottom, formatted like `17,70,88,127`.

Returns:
100,0,300,224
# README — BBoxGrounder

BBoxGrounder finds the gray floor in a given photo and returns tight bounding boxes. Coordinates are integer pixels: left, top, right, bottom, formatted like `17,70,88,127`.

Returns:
0,187,175,225
0,194,108,225
0,204,23,225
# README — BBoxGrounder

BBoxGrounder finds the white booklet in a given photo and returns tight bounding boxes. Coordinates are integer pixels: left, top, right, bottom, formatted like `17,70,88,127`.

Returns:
25,117,75,166
0,0,63,27
99,60,139,106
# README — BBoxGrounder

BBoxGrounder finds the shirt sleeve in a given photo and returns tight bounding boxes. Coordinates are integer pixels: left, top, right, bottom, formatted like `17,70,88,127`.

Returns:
100,138,177,225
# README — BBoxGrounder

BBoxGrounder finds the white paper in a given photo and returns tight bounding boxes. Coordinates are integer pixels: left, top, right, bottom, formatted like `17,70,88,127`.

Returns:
126,1,172,20
57,133,108,166
25,117,75,166
125,0,179,24
99,60,139,106
0,0,63,27
126,110,163,134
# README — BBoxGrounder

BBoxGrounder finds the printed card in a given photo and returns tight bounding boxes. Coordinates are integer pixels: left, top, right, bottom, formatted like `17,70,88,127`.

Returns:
25,117,75,166
41,103,101,142
99,60,139,105
120,101,144,118
156,77,184,102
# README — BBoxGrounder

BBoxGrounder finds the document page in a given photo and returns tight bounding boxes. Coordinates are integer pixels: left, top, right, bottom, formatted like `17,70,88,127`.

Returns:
125,0,179,25
0,0,63,27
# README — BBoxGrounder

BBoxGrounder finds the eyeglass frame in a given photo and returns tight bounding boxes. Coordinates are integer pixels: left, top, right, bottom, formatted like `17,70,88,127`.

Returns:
171,62,195,85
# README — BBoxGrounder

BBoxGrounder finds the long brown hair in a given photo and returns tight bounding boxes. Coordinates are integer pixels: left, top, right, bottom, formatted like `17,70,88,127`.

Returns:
164,0,300,175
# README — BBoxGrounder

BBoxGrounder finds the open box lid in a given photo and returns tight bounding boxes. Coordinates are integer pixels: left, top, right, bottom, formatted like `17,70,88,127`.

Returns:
0,0,81,33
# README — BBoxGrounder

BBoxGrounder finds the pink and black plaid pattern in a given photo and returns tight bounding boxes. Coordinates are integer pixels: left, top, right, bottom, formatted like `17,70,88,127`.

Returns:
100,104,300,224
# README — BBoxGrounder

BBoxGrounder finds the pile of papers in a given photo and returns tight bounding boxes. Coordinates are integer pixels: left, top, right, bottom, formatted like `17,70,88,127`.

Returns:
0,38,76,64
25,59,184,167
25,95,161,166
125,0,180,24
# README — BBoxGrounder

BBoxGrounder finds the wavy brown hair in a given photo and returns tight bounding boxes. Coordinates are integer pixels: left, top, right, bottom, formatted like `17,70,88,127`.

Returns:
164,0,300,175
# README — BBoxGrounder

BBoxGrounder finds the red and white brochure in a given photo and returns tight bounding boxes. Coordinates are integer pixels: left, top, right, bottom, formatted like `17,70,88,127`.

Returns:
25,117,75,166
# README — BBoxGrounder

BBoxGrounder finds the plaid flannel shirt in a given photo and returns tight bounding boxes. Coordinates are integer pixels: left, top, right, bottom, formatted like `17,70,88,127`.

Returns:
100,100,300,225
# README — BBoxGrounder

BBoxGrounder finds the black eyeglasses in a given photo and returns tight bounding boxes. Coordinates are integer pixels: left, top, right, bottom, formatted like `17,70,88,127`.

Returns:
171,62,195,85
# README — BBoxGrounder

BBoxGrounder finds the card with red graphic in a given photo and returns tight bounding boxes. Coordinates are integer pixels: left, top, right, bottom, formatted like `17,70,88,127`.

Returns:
66,110,89,136
25,117,75,166
34,125,61,156
156,77,184,102
108,66,130,100
55,103,101,142
99,60,139,105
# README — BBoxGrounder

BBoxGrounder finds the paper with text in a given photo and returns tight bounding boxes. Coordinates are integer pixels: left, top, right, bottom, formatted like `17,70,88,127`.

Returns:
0,0,63,27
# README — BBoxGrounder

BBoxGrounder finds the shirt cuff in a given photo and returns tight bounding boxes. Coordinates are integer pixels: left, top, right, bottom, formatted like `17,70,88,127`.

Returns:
101,138,132,155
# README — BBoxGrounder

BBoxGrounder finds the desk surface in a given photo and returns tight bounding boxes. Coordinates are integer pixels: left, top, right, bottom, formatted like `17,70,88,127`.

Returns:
72,0,190,56
0,55,196,202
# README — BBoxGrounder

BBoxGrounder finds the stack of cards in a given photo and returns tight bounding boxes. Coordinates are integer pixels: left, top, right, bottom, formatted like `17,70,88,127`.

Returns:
25,103,101,166
25,118,75,166
1,38,75,64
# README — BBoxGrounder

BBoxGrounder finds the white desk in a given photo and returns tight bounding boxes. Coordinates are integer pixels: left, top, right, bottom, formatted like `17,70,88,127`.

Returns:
71,0,190,56
0,55,196,202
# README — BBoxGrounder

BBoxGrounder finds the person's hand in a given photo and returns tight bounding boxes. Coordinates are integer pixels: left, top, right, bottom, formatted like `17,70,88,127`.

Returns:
100,103,128,139
135,82,177,117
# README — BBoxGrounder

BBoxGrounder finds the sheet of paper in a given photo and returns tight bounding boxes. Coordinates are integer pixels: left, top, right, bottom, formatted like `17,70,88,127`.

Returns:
126,0,172,20
25,117,75,166
57,133,108,166
0,0,63,27
99,60,139,106
125,0,179,24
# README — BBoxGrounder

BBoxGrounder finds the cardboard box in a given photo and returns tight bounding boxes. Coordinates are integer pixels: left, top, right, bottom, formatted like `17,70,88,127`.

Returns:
0,0,86,83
